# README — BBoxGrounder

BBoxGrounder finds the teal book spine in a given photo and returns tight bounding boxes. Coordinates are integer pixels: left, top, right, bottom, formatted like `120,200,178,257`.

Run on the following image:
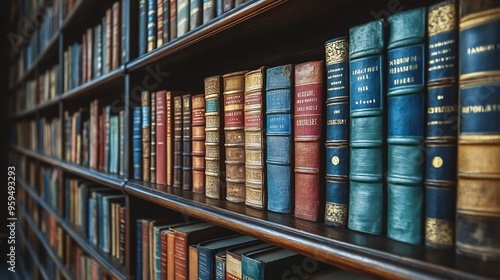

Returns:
348,20,386,235
110,115,119,174
241,255,263,280
177,0,190,36
387,8,426,245
155,227,162,280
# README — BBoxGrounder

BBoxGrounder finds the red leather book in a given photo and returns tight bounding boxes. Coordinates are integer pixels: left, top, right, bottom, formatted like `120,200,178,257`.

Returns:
161,230,169,280
112,1,121,69
182,94,192,190
170,0,177,40
105,8,112,73
151,95,157,183
157,91,167,185
157,0,164,47
142,219,151,280
294,60,325,222
166,91,174,186
191,94,206,194
86,28,93,81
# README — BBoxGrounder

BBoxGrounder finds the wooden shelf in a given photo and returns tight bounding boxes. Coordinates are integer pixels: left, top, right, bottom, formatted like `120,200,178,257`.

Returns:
17,222,50,280
124,180,499,280
19,205,75,280
19,177,127,280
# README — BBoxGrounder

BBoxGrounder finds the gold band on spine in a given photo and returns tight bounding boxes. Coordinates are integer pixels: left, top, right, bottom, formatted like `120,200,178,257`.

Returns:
324,202,347,227
425,218,454,247
325,38,348,66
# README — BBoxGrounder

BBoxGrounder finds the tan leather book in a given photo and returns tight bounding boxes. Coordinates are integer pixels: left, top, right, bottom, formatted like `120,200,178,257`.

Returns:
188,245,198,280
191,94,206,194
111,1,121,69
142,91,151,182
104,8,112,73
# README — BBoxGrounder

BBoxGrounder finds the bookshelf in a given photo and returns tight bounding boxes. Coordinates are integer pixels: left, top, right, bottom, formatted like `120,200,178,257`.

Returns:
6,0,500,279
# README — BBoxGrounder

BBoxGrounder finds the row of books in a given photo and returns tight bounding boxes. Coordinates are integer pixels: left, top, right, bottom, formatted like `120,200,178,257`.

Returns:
38,64,59,104
39,116,62,159
138,0,249,55
15,77,37,112
15,119,38,151
63,1,122,92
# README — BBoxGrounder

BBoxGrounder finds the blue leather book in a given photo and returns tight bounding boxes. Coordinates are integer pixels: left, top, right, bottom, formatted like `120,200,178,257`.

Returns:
133,107,143,180
139,0,147,56
104,106,111,173
203,0,216,24
215,252,226,280
324,36,349,228
109,115,119,174
177,0,190,36
190,0,202,30
387,8,426,245
137,219,143,280
348,20,386,235
147,0,157,51
265,64,294,214
216,0,223,17
425,0,458,249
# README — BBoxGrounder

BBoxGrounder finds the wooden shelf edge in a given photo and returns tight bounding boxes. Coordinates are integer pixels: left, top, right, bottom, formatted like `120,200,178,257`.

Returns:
19,206,75,280
126,0,287,71
60,0,87,32
60,67,125,101
16,223,51,280
19,178,126,280
10,107,38,119
37,96,61,112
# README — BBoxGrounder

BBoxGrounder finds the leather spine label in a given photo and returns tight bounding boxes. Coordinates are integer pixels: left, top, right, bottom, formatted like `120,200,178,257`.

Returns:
294,83,322,137
266,115,292,135
427,85,458,137
388,45,425,90
224,93,245,127
460,84,500,135
350,56,383,111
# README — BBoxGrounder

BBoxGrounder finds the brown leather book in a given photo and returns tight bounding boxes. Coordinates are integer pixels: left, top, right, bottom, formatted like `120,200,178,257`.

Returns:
105,8,112,73
151,94,157,183
244,67,266,209
188,245,198,280
191,94,206,194
157,91,167,185
205,76,226,199
182,94,192,190
161,229,169,280
142,91,151,182
91,99,99,170
223,71,247,203
119,205,125,264
170,0,177,40
111,1,121,69
174,95,183,188
87,28,93,81
157,0,164,47
142,219,151,280
167,230,176,280
294,61,325,222
166,92,174,186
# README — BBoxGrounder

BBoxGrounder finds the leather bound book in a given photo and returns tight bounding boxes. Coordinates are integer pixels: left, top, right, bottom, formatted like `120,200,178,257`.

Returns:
192,94,206,194
205,76,226,199
294,61,324,222
387,8,426,245
157,91,167,185
104,106,111,172
189,245,198,280
110,115,119,174
104,8,112,74
82,33,87,84
166,92,174,186
244,67,266,209
86,27,93,81
190,0,202,30
151,95,157,183
216,0,223,16
224,71,247,203
119,110,125,176
94,24,102,78
457,0,500,261
170,0,177,40
177,0,190,36
161,230,168,280
203,0,215,24
174,95,183,188
157,0,164,47
265,65,294,214
112,1,121,69
139,0,148,56
90,99,100,170
182,94,192,190
142,219,151,280
215,252,226,280
119,206,125,264
348,20,386,235
133,107,143,180
223,0,234,13
163,0,170,43
142,91,151,182
425,0,458,249
324,36,350,228
122,0,128,64
148,0,157,52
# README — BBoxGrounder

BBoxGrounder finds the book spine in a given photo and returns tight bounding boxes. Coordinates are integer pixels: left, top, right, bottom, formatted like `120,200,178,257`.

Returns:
148,0,157,52
225,252,241,280
174,95,184,187
104,8,111,74
223,0,234,13
192,94,206,194
348,20,386,235
241,255,262,280
157,91,167,185
457,0,500,261
87,28,93,81
166,92,174,186
134,107,143,180
170,0,177,40
163,0,170,43
112,1,121,69
177,0,189,37
139,0,148,56
105,106,111,173
91,99,99,169
155,228,162,280
387,8,426,245
142,220,150,280
265,64,294,214
190,0,202,30
205,76,226,199
142,91,151,182
189,245,198,280
151,93,157,183
119,111,125,176
119,206,125,265
203,0,215,24
157,0,164,47
174,233,188,280
161,231,168,280
216,0,223,17
183,94,192,190
425,0,458,249
110,115,119,174
167,230,176,280
244,67,266,209
94,24,102,78
122,0,128,64
224,71,247,203
294,60,324,222
324,36,349,228
215,255,226,280
197,246,210,280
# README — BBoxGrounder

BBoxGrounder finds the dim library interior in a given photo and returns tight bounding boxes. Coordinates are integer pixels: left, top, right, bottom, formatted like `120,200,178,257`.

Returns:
3,0,500,279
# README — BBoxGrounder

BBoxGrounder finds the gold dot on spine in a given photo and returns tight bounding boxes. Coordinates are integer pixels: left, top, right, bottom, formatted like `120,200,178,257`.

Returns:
432,156,443,168
332,156,340,166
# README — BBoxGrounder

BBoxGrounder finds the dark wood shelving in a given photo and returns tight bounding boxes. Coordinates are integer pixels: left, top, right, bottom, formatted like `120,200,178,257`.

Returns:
11,145,61,167
19,177,127,280
37,96,61,112
19,205,75,280
124,180,499,280
10,106,37,119
17,222,50,280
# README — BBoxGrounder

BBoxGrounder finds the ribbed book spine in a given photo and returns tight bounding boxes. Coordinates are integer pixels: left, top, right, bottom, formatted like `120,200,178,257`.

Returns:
174,95,183,188
203,0,215,24
205,76,226,199
142,91,151,182
163,0,170,43
224,71,247,203
170,0,177,40
94,24,102,78
151,94,157,183
112,1,121,70
348,20,385,235
177,0,189,37
139,0,147,56
183,94,192,190
147,0,157,52
190,0,202,30
324,36,350,228
119,111,125,176
133,107,143,180
244,67,266,209
294,61,324,222
166,92,174,186
157,0,164,47
265,64,293,214
425,0,458,249
457,0,500,261
192,94,206,194
387,8,426,245
157,91,167,185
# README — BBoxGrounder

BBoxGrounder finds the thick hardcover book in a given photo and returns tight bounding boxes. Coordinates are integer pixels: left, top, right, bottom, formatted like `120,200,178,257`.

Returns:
133,107,143,180
294,61,324,222
82,33,87,84
104,106,111,172
192,94,206,194
94,24,102,78
457,0,500,261
119,110,125,176
348,20,386,235
205,76,226,199
244,67,266,209
166,92,174,186
109,115,119,174
324,36,350,228
90,100,99,169
142,219,151,280
223,71,247,203
147,0,157,52
177,0,190,36
163,0,170,43
189,245,198,280
425,0,458,249
183,94,193,190
142,91,151,182
112,1,121,69
139,0,148,56
119,206,125,264
104,8,112,75
203,0,215,24
170,0,177,40
161,230,169,280
151,95,157,183
157,91,167,185
386,8,427,245
265,65,294,214
157,0,165,47
197,235,255,280
225,242,271,280
86,28,93,81
215,252,226,280
190,0,202,30
174,95,184,188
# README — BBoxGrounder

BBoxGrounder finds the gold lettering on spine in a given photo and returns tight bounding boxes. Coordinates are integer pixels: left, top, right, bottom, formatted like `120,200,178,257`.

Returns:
246,168,263,182
426,218,453,247
325,202,347,227
428,2,456,36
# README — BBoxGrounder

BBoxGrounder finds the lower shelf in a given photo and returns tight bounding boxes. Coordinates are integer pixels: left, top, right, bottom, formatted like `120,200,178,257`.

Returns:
17,224,50,280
